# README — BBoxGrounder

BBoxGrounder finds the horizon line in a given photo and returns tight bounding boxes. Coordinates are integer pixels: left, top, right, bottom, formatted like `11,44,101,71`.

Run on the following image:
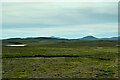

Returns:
1,35,119,40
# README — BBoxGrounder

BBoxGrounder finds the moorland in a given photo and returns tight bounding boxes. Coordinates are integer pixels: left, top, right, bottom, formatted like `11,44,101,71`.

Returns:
2,37,119,78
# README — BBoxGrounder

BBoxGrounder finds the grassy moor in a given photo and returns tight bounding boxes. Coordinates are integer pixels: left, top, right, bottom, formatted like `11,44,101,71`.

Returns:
2,38,119,78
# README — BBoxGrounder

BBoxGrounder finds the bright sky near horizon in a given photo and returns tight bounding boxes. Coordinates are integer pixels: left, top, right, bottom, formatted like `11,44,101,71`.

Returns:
2,2,118,39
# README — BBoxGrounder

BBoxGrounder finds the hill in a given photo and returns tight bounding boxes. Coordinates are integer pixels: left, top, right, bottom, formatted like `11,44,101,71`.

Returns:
79,36,98,40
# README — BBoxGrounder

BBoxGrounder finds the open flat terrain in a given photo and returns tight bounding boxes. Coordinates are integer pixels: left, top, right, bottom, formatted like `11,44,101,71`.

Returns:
2,38,119,78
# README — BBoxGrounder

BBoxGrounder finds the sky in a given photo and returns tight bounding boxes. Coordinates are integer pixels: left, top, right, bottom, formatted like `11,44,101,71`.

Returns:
2,2,118,39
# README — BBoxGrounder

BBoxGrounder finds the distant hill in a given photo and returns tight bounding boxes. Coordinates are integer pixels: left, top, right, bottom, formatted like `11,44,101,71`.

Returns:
79,36,98,40
49,36,119,40
49,36,61,39
2,36,119,46
100,37,119,40
79,36,119,40
2,37,69,45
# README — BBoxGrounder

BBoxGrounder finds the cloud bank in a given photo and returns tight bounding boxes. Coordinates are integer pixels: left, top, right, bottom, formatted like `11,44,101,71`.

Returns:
2,2,118,39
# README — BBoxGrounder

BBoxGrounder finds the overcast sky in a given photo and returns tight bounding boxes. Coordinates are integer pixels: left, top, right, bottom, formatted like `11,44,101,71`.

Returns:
2,2,118,39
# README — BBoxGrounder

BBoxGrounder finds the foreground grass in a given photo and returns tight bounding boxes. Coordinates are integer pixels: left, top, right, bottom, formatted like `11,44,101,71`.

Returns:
2,40,119,78
3,56,118,78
